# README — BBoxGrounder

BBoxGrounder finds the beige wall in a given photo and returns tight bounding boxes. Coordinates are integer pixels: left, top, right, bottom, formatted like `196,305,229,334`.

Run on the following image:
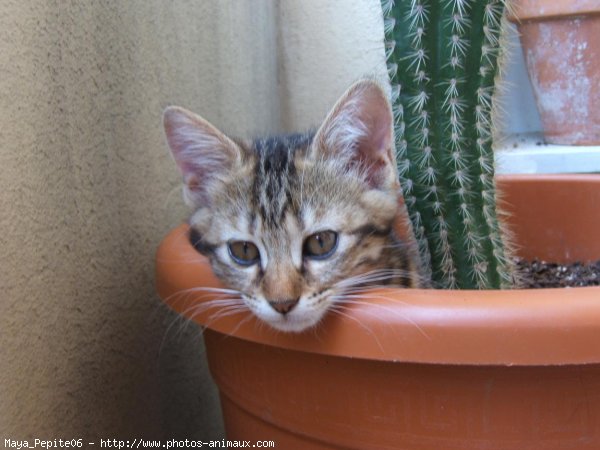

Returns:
0,0,385,440
277,0,388,130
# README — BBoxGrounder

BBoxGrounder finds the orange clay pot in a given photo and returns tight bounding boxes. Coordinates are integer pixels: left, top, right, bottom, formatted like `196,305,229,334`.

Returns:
156,175,600,449
510,0,600,145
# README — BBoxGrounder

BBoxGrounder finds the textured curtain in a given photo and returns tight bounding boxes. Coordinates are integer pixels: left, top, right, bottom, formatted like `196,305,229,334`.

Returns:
0,0,386,439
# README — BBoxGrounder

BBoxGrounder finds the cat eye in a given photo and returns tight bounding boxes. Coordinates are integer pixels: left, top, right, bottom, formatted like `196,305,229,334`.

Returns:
228,241,260,266
303,230,338,260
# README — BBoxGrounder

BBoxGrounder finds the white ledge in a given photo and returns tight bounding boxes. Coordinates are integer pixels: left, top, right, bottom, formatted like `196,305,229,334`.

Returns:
495,133,600,174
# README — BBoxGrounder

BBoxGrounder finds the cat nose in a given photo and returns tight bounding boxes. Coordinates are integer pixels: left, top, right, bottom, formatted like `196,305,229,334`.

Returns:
268,298,299,315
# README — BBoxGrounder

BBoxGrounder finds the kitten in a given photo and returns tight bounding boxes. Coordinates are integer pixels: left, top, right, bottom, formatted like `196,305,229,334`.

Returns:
163,80,424,333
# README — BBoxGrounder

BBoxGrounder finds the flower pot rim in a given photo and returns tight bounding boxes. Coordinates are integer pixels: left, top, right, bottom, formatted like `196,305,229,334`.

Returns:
156,174,600,367
509,0,600,22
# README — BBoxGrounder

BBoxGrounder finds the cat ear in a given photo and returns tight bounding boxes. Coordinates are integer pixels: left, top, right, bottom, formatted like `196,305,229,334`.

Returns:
312,80,398,190
163,106,242,207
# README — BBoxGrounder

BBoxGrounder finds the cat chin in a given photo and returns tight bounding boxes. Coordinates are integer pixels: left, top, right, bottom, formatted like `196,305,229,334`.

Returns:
266,316,322,333
256,311,324,333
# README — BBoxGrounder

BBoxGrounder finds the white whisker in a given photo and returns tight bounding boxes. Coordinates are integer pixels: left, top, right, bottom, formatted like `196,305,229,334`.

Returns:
226,312,256,337
332,295,431,340
202,305,248,329
328,306,384,352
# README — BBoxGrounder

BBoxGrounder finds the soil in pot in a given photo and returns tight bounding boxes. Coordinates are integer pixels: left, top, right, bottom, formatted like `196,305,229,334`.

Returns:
517,257,600,288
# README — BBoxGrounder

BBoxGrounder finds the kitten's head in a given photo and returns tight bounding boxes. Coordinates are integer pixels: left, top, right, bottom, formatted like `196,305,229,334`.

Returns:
164,80,400,332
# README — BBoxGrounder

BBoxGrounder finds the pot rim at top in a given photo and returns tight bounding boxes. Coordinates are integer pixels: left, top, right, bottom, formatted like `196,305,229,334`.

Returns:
155,175,600,367
509,0,600,22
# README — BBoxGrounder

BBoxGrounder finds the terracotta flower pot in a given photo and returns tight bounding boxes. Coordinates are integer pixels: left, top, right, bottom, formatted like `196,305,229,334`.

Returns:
156,175,600,449
511,0,600,145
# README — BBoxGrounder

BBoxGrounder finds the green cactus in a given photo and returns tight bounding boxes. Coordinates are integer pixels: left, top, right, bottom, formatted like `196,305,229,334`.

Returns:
382,0,517,289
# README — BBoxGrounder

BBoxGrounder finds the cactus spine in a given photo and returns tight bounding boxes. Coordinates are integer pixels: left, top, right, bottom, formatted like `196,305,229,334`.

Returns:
382,0,516,289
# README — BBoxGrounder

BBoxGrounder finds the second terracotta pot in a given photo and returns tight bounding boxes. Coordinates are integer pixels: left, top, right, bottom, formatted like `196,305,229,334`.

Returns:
512,1,600,145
